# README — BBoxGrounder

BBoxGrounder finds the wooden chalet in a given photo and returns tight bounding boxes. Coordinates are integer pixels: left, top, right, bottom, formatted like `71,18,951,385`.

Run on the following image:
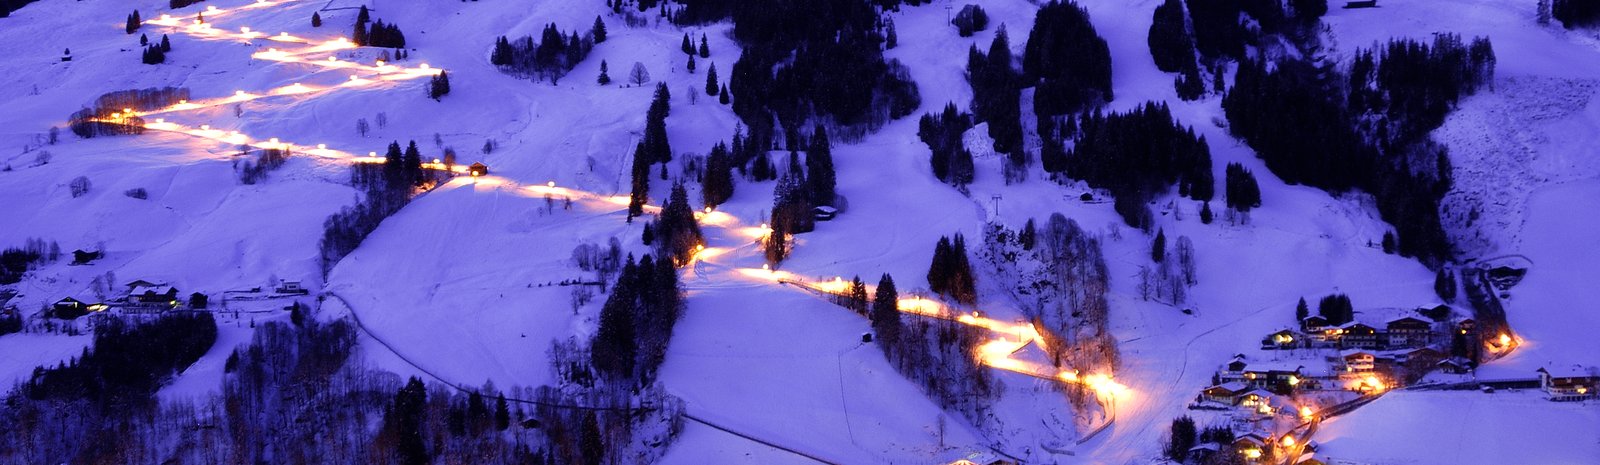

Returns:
1537,366,1598,401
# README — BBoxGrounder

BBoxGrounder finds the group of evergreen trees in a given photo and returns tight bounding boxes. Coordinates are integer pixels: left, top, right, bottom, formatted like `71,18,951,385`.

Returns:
917,103,975,186
124,10,141,34
1224,34,1495,263
1554,0,1600,28
927,234,978,305
953,4,989,37
490,24,595,83
352,6,406,48
966,27,1025,172
590,254,682,385
628,83,674,220
169,0,205,8
1317,293,1355,325
0,238,57,284
705,0,918,143
701,141,735,208
1222,162,1261,213
1026,1,1114,124
141,34,172,65
1052,103,1213,229
650,184,704,266
764,152,813,266
1146,0,1208,99
427,71,451,100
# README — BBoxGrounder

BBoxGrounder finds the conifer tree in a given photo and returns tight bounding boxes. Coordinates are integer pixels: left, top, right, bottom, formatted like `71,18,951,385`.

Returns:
718,84,730,104
1200,201,1214,224
1296,297,1309,322
641,83,673,163
311,11,322,28
403,141,424,186
592,16,607,43
680,33,693,55
687,54,696,73
1434,268,1456,301
597,60,611,85
702,142,734,208
160,34,171,52
698,34,710,57
1152,228,1167,263
428,71,451,100
806,124,836,205
140,33,149,46
705,63,719,95
126,11,141,34
764,216,788,266
870,274,901,349
353,20,368,46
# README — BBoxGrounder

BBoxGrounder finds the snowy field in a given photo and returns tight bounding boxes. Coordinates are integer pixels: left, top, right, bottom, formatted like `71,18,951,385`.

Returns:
1316,390,1600,465
0,0,1596,462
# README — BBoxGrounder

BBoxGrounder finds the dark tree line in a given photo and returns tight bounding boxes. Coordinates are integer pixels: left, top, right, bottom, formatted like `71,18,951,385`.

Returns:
68,87,188,138
169,0,205,8
353,6,406,48
927,234,978,305
629,83,674,221
967,26,1025,171
1555,0,1600,28
1224,34,1494,263
490,24,595,83
0,309,19,337
0,0,41,17
590,254,682,386
22,314,216,412
1147,0,1210,99
0,238,57,284
1148,0,1195,74
1317,293,1354,325
1053,103,1214,229
918,103,975,186
1025,0,1114,124
704,0,918,143
0,313,579,464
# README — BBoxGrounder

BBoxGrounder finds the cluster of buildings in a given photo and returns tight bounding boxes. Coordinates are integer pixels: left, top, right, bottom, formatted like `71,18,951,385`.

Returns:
52,279,184,318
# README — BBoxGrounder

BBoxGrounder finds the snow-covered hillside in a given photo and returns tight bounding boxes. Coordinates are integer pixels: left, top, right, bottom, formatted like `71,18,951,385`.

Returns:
0,0,1596,462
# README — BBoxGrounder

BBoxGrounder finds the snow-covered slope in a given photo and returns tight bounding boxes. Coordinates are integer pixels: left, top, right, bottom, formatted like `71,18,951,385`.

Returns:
0,0,1596,462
